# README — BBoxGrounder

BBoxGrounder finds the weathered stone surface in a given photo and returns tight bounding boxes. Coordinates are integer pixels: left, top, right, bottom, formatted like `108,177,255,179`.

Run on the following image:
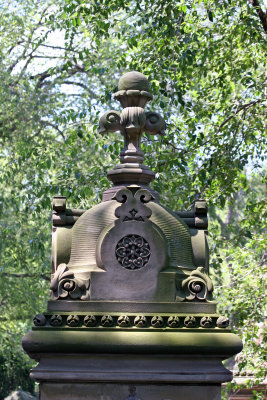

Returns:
22,71,243,400
40,383,221,400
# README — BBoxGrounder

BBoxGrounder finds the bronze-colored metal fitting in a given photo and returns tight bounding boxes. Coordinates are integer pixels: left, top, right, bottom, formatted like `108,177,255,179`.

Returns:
216,316,230,328
117,315,131,327
200,316,213,328
151,316,164,328
83,315,97,327
33,314,46,326
101,315,114,327
67,315,79,327
167,316,180,328
184,316,196,328
134,315,147,328
50,314,62,326
52,196,66,212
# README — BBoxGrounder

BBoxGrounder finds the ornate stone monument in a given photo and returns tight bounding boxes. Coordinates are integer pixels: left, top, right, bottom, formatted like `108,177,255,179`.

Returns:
22,71,242,400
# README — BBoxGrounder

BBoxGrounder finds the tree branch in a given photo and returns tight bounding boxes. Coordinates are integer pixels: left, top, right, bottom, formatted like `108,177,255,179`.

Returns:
1,272,50,282
40,120,66,141
215,99,262,134
249,0,267,33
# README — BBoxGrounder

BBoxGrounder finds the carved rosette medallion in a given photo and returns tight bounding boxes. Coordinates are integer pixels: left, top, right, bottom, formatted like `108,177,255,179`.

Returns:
134,316,147,328
83,315,97,327
151,316,164,328
115,234,150,270
217,316,230,328
167,316,180,328
117,315,130,327
33,314,46,327
184,316,196,328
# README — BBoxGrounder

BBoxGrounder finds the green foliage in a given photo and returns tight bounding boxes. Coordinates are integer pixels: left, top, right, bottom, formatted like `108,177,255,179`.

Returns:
0,324,35,399
0,0,266,396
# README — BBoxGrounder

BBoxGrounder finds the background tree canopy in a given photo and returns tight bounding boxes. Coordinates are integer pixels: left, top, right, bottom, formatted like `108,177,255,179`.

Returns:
0,0,266,398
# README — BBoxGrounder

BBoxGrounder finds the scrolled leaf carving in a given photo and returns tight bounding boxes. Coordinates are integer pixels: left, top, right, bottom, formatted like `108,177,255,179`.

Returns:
145,111,166,135
180,267,213,301
50,263,90,300
114,188,153,221
98,110,121,134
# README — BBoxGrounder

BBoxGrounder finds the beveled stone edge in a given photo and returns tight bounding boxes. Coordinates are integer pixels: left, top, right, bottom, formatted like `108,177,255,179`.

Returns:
30,353,233,383
47,300,217,313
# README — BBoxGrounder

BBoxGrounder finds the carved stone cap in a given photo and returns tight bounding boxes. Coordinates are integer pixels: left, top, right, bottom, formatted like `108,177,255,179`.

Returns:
99,71,166,198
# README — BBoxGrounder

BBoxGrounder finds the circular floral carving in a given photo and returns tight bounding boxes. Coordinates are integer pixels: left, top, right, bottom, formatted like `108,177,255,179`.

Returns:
50,314,62,326
200,316,213,328
190,281,203,294
184,316,196,328
167,316,180,328
33,314,46,326
67,315,79,327
181,267,213,301
101,315,113,327
115,235,150,270
151,316,164,328
62,280,75,292
83,315,97,327
134,316,147,328
117,315,130,327
217,316,229,328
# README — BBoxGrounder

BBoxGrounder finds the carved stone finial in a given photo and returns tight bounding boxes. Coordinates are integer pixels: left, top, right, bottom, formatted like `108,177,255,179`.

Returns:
99,71,165,196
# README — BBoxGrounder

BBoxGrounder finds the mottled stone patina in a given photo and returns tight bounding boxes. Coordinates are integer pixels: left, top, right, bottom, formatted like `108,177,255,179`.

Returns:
22,71,242,400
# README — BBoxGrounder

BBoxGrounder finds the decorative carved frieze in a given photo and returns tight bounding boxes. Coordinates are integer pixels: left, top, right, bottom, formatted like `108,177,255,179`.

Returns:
33,313,230,330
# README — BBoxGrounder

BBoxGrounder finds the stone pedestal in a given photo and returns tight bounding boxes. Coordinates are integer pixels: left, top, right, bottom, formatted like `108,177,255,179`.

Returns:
22,71,243,400
23,327,242,400
40,383,221,400
30,354,229,400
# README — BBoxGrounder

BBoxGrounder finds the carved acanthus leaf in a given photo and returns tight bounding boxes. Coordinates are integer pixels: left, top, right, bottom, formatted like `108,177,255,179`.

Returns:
179,266,213,301
50,263,90,300
145,111,166,135
98,110,121,134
